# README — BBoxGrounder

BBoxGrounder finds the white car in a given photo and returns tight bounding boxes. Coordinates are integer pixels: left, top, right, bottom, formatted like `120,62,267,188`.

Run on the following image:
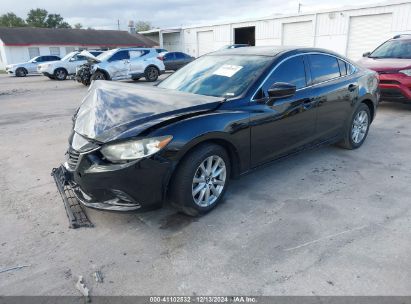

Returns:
5,55,61,77
81,48,165,82
37,50,103,80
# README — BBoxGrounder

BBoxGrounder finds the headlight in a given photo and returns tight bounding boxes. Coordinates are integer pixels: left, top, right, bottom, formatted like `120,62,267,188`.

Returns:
399,69,411,76
100,136,172,162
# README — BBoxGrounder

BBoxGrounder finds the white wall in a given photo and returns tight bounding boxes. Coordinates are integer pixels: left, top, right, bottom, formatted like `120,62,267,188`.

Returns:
166,2,411,59
0,44,108,69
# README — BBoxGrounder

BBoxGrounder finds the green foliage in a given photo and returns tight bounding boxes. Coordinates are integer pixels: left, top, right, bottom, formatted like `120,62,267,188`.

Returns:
74,23,83,29
0,8,72,28
135,21,153,32
0,12,26,27
26,8,48,27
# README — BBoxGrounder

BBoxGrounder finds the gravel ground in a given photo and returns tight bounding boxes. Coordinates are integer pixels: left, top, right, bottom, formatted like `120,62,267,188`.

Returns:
0,74,410,296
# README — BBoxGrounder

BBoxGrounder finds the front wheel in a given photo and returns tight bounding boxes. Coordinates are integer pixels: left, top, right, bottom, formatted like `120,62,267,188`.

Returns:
338,103,371,149
90,71,107,81
170,144,230,216
15,68,27,77
54,68,67,80
144,66,159,82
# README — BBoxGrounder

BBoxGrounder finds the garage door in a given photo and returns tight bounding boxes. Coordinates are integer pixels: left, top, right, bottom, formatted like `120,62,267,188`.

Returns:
197,31,214,56
347,14,393,60
282,21,313,47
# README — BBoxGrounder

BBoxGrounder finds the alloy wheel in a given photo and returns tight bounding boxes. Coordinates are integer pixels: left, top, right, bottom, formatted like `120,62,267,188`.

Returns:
351,110,369,144
148,67,158,80
56,70,66,80
192,155,227,207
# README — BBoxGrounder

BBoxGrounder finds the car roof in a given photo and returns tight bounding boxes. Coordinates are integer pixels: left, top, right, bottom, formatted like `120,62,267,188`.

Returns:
208,46,344,57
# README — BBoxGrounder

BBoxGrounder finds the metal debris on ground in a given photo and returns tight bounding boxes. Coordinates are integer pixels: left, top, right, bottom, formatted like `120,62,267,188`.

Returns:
0,264,31,274
75,275,90,302
93,270,103,283
51,166,93,229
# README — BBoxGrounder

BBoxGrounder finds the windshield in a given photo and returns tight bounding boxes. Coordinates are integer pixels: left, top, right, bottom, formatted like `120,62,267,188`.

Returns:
158,55,272,97
61,52,77,61
97,49,118,61
370,40,411,59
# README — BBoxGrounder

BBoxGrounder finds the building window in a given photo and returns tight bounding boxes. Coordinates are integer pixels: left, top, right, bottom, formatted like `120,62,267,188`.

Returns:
49,47,60,56
65,47,75,54
28,47,40,59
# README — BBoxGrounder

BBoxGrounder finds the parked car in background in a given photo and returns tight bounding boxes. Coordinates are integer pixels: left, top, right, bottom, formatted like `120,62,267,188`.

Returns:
358,34,411,103
156,48,168,53
5,55,61,77
159,52,194,70
219,44,249,50
37,50,103,80
53,47,379,217
75,48,165,85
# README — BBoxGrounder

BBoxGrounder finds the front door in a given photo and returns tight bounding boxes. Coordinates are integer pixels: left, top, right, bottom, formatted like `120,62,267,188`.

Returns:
107,50,130,80
250,55,318,167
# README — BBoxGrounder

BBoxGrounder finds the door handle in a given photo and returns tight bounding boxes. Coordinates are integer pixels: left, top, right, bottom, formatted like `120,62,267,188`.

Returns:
348,84,358,92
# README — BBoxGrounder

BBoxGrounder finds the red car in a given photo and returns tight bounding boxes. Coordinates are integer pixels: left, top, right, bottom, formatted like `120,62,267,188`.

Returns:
358,34,411,102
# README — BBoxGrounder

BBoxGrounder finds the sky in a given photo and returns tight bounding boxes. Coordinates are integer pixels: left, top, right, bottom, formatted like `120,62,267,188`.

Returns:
1,0,382,30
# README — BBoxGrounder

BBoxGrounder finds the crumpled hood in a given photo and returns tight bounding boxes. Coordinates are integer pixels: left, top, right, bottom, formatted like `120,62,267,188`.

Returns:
73,81,223,143
79,50,101,63
357,57,411,72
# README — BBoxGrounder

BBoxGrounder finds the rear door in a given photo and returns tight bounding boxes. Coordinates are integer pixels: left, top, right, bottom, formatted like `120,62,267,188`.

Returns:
307,54,358,140
164,53,176,70
250,55,318,166
128,50,146,75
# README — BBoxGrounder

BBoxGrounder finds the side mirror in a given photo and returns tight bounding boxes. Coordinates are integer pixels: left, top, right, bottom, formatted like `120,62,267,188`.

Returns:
267,82,296,103
362,52,371,57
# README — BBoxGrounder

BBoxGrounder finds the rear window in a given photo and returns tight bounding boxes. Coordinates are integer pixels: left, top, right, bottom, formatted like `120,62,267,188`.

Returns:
309,54,340,84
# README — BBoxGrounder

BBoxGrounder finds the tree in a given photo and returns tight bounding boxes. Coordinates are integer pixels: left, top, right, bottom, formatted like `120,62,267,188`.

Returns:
26,8,48,27
0,12,26,27
46,14,71,28
74,23,83,29
135,21,152,32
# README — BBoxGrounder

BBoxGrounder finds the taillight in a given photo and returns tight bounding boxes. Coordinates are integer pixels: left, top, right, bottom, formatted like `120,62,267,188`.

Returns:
157,56,164,61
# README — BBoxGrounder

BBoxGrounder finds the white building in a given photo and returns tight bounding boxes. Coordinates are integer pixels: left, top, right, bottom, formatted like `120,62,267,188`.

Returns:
140,1,411,60
0,27,156,70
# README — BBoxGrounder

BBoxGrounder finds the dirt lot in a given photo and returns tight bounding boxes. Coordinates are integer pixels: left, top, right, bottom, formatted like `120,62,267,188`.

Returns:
0,74,410,296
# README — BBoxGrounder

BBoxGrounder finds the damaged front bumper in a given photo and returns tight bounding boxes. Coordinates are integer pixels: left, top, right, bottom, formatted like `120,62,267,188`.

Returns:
51,165,93,228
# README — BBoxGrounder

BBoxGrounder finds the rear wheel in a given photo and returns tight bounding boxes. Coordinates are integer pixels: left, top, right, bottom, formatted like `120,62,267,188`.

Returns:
338,103,371,149
91,71,107,81
144,66,159,82
170,144,230,216
15,68,27,77
54,68,67,80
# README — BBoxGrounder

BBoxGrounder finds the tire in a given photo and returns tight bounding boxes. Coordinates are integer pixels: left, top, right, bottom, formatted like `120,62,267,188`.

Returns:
15,68,27,77
54,68,67,80
338,103,371,150
91,71,107,81
170,143,231,216
144,66,159,82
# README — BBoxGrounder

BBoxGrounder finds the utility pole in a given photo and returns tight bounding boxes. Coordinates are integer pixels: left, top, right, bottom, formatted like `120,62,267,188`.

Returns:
298,3,302,14
117,19,120,30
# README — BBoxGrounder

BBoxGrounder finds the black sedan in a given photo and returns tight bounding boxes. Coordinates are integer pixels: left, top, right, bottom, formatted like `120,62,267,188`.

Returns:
53,47,379,217
159,52,194,71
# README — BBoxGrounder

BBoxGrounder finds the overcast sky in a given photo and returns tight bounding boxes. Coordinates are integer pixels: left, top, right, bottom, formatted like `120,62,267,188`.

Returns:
2,0,381,30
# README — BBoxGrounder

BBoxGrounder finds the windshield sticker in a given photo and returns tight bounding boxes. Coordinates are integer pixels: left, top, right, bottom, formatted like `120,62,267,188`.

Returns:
213,65,243,77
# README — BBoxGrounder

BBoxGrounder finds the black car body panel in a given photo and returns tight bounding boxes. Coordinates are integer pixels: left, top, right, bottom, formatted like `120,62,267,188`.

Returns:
53,47,379,213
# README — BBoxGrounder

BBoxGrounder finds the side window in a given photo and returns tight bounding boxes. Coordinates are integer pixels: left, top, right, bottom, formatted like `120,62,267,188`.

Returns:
267,56,307,90
35,57,44,62
309,54,340,83
338,59,347,76
347,63,356,75
175,52,185,59
109,50,130,62
165,53,175,60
